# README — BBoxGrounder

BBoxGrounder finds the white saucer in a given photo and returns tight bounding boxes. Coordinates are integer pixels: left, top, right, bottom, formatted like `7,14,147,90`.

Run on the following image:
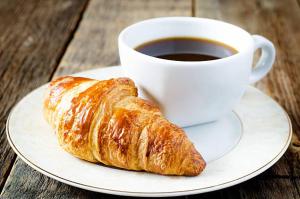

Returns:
6,66,292,197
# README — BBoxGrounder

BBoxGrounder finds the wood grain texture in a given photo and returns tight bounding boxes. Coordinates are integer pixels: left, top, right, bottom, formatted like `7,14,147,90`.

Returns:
2,0,300,198
0,0,89,191
54,0,191,77
2,160,300,199
1,0,191,198
1,159,187,199
190,176,300,199
195,0,300,177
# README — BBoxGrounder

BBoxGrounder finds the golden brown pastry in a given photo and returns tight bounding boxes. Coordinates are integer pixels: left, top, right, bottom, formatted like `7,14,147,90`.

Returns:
44,76,205,176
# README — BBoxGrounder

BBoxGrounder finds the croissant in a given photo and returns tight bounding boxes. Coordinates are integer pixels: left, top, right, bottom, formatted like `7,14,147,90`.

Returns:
44,76,205,176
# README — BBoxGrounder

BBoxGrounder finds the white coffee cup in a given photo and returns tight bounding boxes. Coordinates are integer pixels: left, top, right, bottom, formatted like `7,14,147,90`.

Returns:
118,17,275,127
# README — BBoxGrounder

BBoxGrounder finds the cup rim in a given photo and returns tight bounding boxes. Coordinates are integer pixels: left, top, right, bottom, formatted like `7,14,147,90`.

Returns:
118,17,253,66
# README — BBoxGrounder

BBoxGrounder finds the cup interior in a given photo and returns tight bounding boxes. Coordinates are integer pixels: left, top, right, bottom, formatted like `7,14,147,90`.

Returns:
119,17,252,54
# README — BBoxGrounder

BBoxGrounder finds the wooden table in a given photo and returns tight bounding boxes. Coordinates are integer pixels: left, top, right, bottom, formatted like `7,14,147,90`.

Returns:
0,0,299,198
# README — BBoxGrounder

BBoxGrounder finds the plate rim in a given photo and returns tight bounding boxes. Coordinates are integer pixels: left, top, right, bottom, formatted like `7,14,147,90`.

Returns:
6,66,293,197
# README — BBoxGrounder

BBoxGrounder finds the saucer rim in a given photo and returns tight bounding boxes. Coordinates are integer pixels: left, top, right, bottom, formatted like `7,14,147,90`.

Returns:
6,66,292,197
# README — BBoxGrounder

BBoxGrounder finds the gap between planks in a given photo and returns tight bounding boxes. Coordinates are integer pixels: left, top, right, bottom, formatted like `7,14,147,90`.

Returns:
0,0,90,193
191,0,196,17
1,0,192,197
47,0,91,82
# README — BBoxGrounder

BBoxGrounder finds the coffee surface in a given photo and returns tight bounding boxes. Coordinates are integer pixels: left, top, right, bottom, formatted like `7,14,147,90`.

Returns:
135,37,238,61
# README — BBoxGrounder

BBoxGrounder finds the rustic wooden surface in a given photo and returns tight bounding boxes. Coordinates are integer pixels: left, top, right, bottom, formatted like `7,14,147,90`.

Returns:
195,0,300,178
0,0,89,191
54,0,190,77
1,0,299,198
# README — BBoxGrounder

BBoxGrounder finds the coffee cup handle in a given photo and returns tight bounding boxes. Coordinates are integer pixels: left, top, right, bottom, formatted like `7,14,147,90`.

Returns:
249,35,276,84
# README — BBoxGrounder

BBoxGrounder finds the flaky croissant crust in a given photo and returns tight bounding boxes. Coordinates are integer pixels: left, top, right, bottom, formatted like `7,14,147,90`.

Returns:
44,76,205,176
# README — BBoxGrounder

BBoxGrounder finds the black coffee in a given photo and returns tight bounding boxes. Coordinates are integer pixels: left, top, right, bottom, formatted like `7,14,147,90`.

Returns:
135,37,238,61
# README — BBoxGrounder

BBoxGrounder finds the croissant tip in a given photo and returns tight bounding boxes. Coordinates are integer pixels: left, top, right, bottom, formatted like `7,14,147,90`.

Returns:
184,159,206,176
182,147,206,176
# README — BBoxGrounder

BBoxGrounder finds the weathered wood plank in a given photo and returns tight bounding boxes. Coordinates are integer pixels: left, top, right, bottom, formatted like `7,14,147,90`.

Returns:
0,0,89,191
1,0,191,198
294,178,300,197
4,0,299,198
2,159,300,199
54,0,191,77
195,0,300,177
1,159,187,199
190,176,300,199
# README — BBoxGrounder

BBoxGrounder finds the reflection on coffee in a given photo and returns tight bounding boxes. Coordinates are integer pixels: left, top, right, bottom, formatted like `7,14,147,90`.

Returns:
135,37,238,61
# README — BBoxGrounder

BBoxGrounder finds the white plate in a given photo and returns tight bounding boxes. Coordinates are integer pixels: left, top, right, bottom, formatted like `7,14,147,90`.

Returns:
6,66,292,197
